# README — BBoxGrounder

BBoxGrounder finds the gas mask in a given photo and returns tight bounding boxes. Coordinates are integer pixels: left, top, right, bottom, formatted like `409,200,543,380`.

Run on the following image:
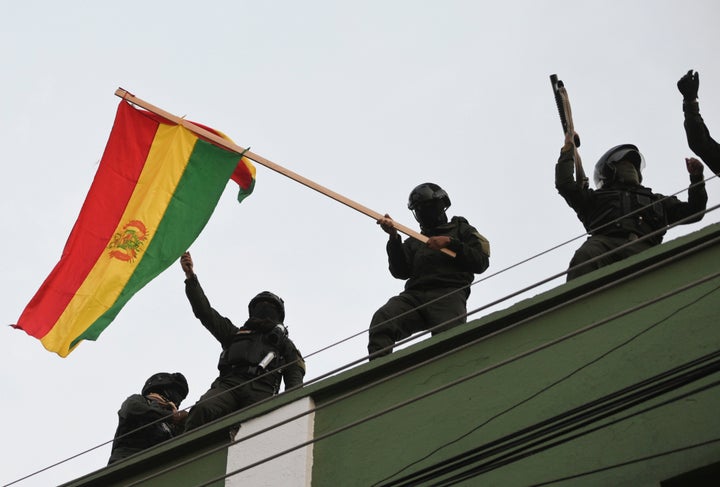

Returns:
250,301,283,323
413,201,448,230
615,160,640,185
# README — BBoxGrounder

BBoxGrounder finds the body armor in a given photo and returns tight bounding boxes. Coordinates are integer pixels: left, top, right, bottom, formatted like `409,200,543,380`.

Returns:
218,330,284,392
584,186,666,244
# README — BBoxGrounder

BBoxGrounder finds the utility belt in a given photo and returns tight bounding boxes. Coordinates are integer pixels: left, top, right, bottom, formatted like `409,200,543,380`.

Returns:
592,215,665,241
591,230,660,246
221,363,266,377
593,230,638,240
220,363,281,394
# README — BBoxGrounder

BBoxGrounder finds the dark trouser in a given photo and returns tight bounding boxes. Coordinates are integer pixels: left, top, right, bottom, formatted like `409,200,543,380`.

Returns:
184,374,274,432
567,234,655,281
368,287,468,360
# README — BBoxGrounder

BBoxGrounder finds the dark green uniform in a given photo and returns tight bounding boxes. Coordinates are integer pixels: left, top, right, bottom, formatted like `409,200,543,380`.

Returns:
108,394,180,464
683,99,720,174
555,146,707,280
368,216,490,358
183,276,305,431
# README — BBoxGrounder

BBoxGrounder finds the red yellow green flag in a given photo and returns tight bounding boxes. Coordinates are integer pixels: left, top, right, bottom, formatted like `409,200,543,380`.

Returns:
13,100,256,357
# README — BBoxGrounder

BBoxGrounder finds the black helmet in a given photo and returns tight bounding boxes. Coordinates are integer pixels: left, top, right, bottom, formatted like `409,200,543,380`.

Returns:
249,291,285,322
593,144,645,188
408,183,451,229
407,183,451,211
142,372,188,406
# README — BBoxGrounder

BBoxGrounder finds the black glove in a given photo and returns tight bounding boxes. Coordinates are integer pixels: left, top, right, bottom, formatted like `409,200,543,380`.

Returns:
677,69,699,100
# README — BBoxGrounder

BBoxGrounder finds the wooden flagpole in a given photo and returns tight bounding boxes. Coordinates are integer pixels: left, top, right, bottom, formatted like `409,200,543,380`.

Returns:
114,88,454,257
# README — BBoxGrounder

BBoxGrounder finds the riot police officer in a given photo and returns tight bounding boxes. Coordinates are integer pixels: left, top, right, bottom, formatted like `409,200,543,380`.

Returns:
368,183,490,360
180,252,305,432
556,131,707,281
678,69,720,174
108,372,189,464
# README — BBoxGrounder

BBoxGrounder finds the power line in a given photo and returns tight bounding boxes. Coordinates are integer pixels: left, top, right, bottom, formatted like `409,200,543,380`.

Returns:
12,217,719,487
86,181,720,483
174,257,720,486
293,173,719,368
311,173,719,363
438,380,720,486
437,375,720,486
527,437,720,487
6,180,718,486
375,273,720,484
385,353,720,485
363,202,720,380
13,217,718,487
202,269,720,487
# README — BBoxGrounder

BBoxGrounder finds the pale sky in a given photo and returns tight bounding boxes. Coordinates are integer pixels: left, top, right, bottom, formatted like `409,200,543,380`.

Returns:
2,1,719,485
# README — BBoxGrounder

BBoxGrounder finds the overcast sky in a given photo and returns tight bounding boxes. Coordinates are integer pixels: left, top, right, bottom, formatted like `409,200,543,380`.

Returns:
2,1,719,485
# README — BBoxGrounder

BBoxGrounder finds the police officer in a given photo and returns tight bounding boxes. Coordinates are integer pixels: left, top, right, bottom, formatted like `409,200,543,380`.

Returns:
678,69,720,174
556,130,707,281
108,372,189,464
180,252,305,432
368,183,490,359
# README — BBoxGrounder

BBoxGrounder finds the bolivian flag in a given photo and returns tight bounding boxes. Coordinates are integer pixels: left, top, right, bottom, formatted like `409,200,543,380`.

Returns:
14,100,255,357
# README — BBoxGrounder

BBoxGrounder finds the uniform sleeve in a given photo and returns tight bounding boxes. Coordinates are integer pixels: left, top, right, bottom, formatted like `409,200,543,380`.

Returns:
281,341,306,390
184,275,239,346
449,221,490,274
387,234,412,279
663,173,708,225
684,101,720,174
118,394,172,422
555,144,595,219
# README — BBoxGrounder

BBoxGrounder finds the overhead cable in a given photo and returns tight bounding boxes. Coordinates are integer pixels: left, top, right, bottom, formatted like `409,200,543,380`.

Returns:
7,178,718,487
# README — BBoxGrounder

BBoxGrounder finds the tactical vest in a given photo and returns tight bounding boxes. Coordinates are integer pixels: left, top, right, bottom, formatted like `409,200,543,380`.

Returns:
403,217,476,292
109,396,175,463
114,415,173,450
218,330,283,390
584,187,667,243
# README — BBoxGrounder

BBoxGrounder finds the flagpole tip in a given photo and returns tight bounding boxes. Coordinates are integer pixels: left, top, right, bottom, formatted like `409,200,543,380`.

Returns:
115,87,135,99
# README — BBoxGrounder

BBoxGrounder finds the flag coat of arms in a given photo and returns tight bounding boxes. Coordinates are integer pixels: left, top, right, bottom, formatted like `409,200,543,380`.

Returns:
14,100,255,357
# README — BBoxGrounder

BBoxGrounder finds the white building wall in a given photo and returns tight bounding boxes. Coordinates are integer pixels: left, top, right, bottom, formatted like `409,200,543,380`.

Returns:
225,397,315,487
